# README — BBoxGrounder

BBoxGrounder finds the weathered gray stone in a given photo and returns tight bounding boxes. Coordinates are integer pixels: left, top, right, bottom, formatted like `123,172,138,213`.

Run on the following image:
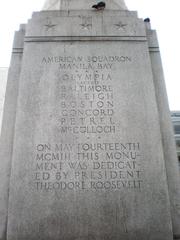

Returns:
42,0,128,10
0,24,26,240
26,10,144,38
146,24,180,239
0,68,8,132
5,9,174,240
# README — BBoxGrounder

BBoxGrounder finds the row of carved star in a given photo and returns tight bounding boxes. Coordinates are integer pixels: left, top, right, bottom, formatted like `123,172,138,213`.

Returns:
45,19,128,31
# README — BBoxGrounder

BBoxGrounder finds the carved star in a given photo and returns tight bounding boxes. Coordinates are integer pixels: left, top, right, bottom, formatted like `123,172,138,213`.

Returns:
114,22,127,30
80,17,92,30
80,22,92,30
44,19,57,31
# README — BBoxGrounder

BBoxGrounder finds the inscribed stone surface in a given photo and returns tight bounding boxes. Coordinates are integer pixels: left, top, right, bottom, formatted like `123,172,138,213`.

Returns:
7,38,173,239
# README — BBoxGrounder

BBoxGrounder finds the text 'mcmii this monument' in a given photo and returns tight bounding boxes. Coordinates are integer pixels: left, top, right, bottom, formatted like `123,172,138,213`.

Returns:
0,0,180,239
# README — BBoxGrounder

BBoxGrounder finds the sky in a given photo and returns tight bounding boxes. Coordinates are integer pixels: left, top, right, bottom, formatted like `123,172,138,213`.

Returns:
0,0,179,110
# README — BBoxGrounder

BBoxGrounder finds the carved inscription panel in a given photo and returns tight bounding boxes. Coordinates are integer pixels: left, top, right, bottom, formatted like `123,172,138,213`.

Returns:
30,43,145,193
7,40,173,240
33,142,142,191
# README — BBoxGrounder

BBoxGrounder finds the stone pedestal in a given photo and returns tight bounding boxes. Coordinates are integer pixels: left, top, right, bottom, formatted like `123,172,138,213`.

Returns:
0,6,179,240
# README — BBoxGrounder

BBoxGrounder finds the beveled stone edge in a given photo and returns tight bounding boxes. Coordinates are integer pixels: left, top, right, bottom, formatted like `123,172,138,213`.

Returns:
34,10,138,18
24,36,147,42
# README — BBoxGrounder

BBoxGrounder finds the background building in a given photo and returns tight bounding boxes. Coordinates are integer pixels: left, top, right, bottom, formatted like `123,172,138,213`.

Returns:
171,111,180,171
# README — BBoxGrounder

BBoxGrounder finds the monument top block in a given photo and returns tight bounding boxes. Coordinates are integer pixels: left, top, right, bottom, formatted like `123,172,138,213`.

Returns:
42,0,128,10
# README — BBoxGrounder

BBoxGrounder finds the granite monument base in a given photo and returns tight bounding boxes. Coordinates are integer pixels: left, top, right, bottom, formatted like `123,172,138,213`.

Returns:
0,7,179,240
